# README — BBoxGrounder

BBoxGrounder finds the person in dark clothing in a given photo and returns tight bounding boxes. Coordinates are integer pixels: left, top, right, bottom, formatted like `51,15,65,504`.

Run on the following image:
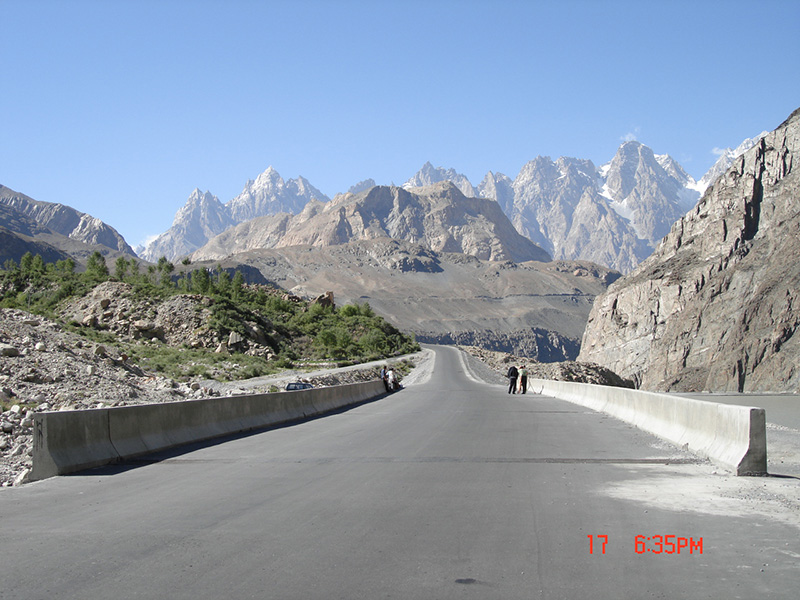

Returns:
506,365,519,394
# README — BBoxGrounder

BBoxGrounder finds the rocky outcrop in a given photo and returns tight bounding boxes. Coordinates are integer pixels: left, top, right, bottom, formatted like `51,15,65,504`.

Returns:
59,281,280,356
193,182,552,263
579,107,800,392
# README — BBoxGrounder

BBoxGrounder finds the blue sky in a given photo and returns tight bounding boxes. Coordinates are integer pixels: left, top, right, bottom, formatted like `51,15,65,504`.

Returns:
2,0,798,249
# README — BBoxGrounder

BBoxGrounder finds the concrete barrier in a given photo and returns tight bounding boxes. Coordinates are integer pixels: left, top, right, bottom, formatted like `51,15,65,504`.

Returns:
31,408,116,481
530,379,766,475
31,380,387,481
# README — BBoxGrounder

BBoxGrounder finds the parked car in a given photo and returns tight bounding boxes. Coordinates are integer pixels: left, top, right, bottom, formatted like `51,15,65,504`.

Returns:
285,382,313,391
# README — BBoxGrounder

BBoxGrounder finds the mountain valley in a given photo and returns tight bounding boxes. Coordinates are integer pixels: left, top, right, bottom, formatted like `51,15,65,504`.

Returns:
1,108,795,394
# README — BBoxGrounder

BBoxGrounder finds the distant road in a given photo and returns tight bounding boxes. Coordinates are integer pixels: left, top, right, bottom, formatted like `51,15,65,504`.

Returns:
1,346,798,599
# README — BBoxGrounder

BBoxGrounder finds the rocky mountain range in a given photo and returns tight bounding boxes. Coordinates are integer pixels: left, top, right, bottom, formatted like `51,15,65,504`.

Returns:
191,182,551,264
403,146,705,273
143,137,756,274
579,107,800,392
140,167,330,262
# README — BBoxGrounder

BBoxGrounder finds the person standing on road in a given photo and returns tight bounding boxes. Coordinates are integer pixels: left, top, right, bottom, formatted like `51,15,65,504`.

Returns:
519,365,529,394
506,365,519,394
380,365,390,392
387,368,398,391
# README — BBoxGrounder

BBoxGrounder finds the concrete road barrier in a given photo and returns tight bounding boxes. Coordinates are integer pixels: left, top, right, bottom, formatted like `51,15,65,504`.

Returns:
31,380,386,482
31,409,117,480
530,379,766,475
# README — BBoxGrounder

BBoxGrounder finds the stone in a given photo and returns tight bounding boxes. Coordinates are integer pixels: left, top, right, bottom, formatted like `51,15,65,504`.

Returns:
311,291,336,310
13,468,30,486
134,320,155,331
0,344,20,357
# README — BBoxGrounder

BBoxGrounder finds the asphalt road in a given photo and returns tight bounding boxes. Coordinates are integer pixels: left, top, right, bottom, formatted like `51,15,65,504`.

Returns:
1,346,798,599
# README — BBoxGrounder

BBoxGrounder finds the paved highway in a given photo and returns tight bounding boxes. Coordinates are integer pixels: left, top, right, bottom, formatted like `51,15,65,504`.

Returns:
1,346,798,599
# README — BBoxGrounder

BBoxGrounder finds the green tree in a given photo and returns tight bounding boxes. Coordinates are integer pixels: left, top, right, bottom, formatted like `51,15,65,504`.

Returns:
55,258,76,275
19,252,34,274
191,268,211,294
231,270,245,302
85,251,109,281
31,254,45,274
157,257,174,287
115,256,129,281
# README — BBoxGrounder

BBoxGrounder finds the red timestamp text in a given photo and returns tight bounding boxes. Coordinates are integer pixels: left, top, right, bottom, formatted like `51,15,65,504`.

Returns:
635,535,703,555
587,534,703,555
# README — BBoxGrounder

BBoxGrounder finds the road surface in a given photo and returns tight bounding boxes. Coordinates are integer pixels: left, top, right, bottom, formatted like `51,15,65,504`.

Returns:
1,346,798,599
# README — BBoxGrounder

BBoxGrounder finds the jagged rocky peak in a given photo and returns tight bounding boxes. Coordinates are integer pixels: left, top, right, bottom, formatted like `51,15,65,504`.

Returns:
403,162,478,198
600,141,700,246
477,171,514,210
579,106,800,393
140,188,234,262
176,189,227,220
348,178,377,195
227,166,330,222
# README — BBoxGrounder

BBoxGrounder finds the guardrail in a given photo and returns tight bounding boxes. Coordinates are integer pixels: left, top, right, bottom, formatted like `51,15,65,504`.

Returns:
30,380,386,482
530,379,766,475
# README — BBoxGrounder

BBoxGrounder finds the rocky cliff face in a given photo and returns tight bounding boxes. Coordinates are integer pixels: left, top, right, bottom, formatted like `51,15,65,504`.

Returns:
193,182,551,263
579,107,800,392
0,185,135,256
